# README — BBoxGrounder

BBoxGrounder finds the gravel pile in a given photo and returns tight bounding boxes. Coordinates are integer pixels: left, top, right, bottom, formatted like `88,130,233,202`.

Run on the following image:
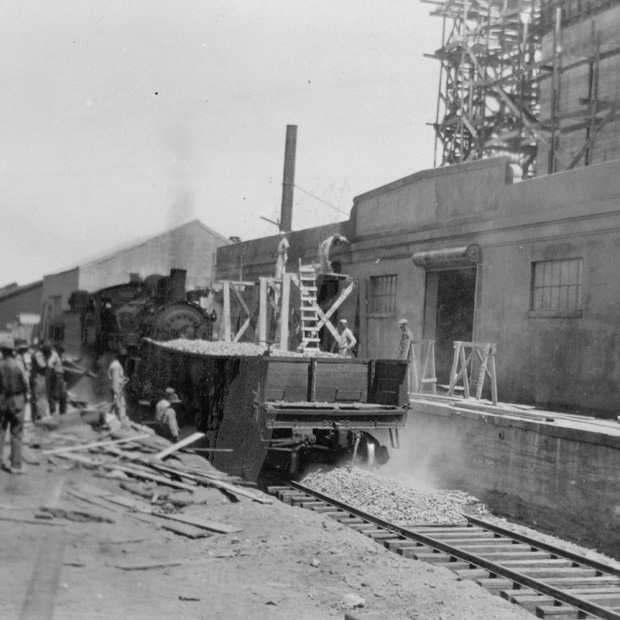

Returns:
302,467,486,525
161,339,340,358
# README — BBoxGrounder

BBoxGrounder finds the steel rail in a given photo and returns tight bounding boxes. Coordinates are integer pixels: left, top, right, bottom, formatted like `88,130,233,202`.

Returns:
287,481,620,620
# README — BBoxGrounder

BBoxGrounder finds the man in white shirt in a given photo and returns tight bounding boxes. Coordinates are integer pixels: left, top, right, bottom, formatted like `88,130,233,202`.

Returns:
108,348,128,423
331,319,357,358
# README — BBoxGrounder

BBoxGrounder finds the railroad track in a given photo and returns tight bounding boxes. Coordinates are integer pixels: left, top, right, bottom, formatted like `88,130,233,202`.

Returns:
268,481,620,619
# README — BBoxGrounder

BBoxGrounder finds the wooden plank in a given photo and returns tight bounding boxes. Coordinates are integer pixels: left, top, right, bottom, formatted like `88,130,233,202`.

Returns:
92,491,240,534
159,521,210,539
19,530,66,620
223,280,231,342
0,514,64,527
258,277,268,346
65,488,120,513
103,464,197,491
114,553,234,571
153,511,242,534
154,432,205,460
43,434,152,455
279,272,291,350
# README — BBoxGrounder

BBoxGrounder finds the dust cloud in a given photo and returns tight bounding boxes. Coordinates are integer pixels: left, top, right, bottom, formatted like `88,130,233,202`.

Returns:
377,412,468,492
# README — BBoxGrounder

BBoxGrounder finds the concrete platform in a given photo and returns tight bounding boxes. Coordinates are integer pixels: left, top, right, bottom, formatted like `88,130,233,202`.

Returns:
407,394,620,559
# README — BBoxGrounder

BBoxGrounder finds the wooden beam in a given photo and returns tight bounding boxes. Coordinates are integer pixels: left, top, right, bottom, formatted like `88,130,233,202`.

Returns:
223,280,231,342
279,272,291,350
42,434,151,455
258,277,268,346
154,432,205,460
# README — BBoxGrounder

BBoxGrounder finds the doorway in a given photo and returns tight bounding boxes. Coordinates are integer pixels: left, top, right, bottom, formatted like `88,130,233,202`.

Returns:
423,267,477,385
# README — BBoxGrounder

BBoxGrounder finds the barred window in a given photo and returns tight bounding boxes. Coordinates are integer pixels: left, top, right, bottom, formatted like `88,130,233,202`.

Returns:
369,275,397,315
530,258,583,317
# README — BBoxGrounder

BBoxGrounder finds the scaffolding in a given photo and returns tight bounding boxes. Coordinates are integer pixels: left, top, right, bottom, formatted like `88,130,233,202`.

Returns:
427,0,620,177
427,0,543,178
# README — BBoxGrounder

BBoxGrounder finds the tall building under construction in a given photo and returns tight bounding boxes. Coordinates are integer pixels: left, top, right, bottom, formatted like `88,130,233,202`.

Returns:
428,0,620,178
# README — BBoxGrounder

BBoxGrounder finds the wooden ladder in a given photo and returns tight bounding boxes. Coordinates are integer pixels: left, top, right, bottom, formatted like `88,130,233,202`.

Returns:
298,265,321,351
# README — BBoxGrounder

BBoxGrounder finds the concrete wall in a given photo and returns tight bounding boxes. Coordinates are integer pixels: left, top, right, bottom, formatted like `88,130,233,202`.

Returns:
0,281,42,331
407,401,620,558
354,158,510,237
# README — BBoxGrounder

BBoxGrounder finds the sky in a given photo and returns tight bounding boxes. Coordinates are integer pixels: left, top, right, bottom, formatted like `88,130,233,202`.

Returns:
0,1,442,287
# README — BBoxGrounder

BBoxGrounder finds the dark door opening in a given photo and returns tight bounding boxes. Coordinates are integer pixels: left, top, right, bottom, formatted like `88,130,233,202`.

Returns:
424,267,477,385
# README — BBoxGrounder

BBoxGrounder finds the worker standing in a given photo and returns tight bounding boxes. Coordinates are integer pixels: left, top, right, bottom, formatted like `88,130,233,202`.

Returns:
108,348,128,423
274,230,290,279
14,340,32,422
154,387,180,443
30,343,50,420
397,318,414,360
331,319,357,358
317,234,349,274
0,337,29,474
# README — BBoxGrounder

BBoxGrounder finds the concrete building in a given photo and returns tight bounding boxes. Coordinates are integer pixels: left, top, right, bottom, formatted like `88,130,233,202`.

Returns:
42,219,231,322
216,156,620,418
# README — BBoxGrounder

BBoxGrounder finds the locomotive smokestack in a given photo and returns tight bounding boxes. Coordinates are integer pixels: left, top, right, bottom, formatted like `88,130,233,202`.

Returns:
280,125,297,233
168,269,187,301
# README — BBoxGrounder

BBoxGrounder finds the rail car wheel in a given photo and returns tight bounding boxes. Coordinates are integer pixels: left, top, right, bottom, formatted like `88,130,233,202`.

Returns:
352,432,390,470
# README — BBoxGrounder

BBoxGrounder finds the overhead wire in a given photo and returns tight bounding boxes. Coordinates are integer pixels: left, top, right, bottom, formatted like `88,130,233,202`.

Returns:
293,184,350,216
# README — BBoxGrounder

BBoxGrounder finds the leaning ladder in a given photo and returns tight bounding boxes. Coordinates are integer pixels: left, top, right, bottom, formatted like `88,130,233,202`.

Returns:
298,264,321,351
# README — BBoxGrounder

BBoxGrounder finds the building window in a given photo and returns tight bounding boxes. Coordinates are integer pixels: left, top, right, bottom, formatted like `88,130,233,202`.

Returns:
368,275,397,316
530,258,583,318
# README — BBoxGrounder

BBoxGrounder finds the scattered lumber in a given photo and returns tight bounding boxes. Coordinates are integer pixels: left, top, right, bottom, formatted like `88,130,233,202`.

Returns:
154,432,205,460
103,464,196,492
64,488,120,513
42,434,152,456
78,488,240,534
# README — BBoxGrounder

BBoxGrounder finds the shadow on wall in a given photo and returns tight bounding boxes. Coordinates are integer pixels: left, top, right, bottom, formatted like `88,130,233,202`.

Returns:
377,413,468,492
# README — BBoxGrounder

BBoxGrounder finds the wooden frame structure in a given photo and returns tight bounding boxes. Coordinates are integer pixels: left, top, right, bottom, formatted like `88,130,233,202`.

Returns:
447,341,498,405
406,340,437,396
220,271,355,352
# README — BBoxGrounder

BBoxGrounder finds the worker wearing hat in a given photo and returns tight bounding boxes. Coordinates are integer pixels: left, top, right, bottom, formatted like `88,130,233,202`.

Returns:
0,336,29,474
154,387,180,443
397,318,414,360
331,318,357,358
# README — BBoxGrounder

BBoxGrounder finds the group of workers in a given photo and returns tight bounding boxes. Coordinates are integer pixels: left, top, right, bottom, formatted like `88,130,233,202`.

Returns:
0,337,70,474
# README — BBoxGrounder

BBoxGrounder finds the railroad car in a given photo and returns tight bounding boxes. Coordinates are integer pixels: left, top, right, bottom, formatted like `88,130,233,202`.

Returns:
138,339,410,480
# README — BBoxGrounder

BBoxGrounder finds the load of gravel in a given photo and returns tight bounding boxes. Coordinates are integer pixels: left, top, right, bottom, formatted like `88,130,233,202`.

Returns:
160,338,340,358
301,466,486,525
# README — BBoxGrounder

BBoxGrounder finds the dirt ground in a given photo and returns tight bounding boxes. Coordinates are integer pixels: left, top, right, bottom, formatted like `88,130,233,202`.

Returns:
0,418,536,620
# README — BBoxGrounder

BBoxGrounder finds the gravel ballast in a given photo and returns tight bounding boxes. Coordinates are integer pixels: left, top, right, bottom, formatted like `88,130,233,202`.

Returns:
160,338,340,358
302,466,487,525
